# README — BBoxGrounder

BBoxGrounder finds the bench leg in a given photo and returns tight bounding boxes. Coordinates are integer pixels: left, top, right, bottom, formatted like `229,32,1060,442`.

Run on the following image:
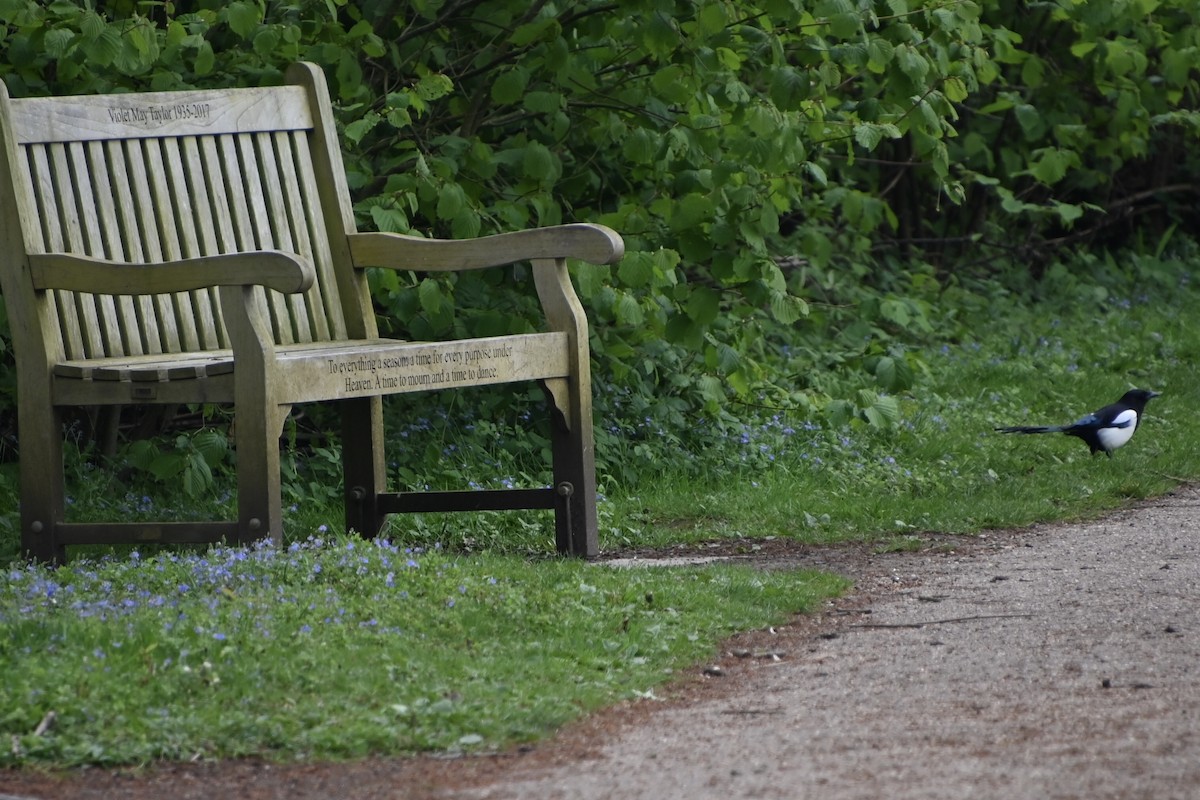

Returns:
233,402,291,547
541,378,598,557
341,396,386,538
19,407,66,563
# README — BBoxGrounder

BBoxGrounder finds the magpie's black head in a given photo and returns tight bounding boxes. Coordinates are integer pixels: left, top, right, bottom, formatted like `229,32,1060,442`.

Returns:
1120,389,1161,410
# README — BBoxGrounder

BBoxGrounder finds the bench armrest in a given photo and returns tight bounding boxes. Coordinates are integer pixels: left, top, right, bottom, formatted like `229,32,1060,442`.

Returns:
28,251,316,295
347,223,624,271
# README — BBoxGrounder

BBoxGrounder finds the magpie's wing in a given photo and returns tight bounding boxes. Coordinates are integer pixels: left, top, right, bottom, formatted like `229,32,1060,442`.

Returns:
1066,411,1103,431
1103,408,1137,429
1070,405,1135,431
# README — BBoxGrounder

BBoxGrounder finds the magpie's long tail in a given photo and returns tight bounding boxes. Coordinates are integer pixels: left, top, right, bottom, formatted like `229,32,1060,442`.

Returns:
995,425,1066,435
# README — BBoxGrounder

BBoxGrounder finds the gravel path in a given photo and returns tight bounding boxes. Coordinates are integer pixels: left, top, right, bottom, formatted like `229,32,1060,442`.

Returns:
458,487,1200,800
4,487,1199,799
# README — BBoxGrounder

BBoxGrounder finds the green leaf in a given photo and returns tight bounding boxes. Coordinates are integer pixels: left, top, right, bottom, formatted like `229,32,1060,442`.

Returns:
1013,104,1044,139
343,111,381,145
769,291,808,324
642,13,678,57
148,452,186,480
879,298,911,327
521,142,558,181
193,430,228,467
491,68,528,105
697,2,729,35
651,64,694,105
614,292,644,326
829,12,860,39
618,252,654,288
622,128,659,164
436,184,467,220
524,91,562,115
193,41,216,76
83,28,123,67
867,38,894,74
686,286,720,325
43,28,75,58
418,278,449,317
127,440,157,472
450,210,481,239
511,17,559,46
252,27,280,57
804,161,828,187
370,205,409,234
697,374,726,408
872,394,900,424
226,1,261,38
669,193,715,232
943,76,968,103
415,73,454,102
183,452,214,497
769,67,809,109
1029,147,1073,185
895,45,930,81
1051,200,1085,225
79,10,105,40
853,123,900,152
874,356,897,390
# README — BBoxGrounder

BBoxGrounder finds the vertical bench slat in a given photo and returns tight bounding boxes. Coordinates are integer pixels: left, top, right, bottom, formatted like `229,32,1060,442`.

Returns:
234,132,295,344
164,135,225,350
66,141,127,359
105,139,165,355
196,134,239,348
255,131,312,344
49,142,105,359
272,131,328,341
142,137,202,352
85,140,145,357
159,136,208,348
214,134,258,346
27,144,85,359
180,135,231,349
123,138,182,353
290,131,347,340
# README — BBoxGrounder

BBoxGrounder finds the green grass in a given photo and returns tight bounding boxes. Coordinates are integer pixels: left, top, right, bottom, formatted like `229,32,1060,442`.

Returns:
0,537,846,766
4,250,1200,768
610,269,1200,549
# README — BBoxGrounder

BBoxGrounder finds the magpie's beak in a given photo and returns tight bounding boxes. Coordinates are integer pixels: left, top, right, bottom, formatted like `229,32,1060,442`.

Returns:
1150,390,1163,398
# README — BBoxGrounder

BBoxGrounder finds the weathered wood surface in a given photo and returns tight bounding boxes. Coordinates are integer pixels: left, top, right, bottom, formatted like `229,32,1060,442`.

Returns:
273,333,571,403
10,86,312,143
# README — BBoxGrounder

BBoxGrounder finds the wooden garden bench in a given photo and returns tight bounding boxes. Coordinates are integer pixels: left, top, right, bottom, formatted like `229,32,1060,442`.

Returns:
0,62,623,562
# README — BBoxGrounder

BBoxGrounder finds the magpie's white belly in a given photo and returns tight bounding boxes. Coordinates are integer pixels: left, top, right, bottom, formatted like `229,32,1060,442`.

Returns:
1097,409,1138,451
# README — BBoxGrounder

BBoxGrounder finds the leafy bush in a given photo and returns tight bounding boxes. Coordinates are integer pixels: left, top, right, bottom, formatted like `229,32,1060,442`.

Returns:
0,0,1197,496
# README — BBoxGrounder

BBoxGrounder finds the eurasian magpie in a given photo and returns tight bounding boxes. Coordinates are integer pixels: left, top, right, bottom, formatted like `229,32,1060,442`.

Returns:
995,389,1161,457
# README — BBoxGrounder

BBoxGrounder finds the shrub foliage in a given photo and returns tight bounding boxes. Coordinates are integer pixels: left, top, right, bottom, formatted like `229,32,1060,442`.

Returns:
0,0,1197,468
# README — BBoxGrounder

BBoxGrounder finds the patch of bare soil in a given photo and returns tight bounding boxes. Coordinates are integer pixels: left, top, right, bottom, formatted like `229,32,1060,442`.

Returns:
5,488,1199,800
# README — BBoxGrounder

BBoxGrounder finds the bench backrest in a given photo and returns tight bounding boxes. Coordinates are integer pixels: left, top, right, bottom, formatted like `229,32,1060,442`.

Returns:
0,64,367,365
